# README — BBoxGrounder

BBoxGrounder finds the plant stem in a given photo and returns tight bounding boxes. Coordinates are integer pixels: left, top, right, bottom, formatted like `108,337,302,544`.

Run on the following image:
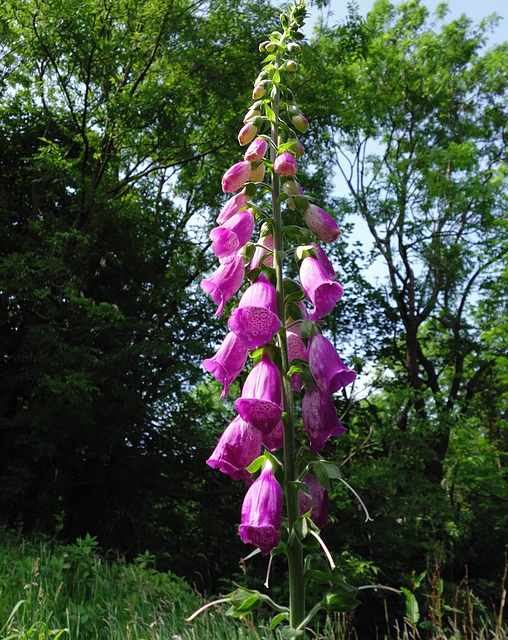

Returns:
271,50,305,630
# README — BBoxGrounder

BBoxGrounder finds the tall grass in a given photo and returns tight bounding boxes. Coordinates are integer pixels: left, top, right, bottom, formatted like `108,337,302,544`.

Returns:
0,530,506,639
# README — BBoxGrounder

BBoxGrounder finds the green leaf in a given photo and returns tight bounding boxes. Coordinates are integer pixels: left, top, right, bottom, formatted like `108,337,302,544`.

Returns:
246,455,267,474
324,583,361,613
401,588,420,624
265,103,276,123
270,613,289,630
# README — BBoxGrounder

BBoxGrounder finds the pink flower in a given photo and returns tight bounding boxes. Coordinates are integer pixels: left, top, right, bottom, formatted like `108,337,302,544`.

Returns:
250,234,274,270
217,192,249,225
203,332,249,398
244,138,268,162
310,242,336,280
201,252,245,316
210,210,255,260
262,420,284,452
299,257,343,320
286,322,309,391
252,83,267,99
249,162,266,183
303,204,341,243
222,161,252,193
235,349,282,434
302,386,346,454
239,463,282,555
309,333,357,395
228,273,280,350
207,415,263,484
244,106,261,123
238,122,258,146
299,474,330,529
274,152,298,177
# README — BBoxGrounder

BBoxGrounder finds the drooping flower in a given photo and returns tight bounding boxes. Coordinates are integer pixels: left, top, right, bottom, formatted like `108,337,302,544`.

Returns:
310,242,336,280
210,210,255,260
244,137,268,162
228,272,280,350
309,333,357,396
250,162,266,183
201,251,245,316
238,122,259,146
207,415,263,484
299,257,343,321
303,204,341,243
239,462,282,555
299,474,330,529
202,332,249,398
302,386,346,454
250,234,274,270
286,321,309,391
244,106,261,123
252,83,267,99
262,419,284,452
217,192,249,225
274,152,298,177
222,161,252,193
235,349,282,434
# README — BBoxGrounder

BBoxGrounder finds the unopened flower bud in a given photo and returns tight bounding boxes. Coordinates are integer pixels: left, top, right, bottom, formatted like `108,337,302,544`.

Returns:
238,122,258,146
283,179,304,209
249,162,266,183
252,82,268,99
274,152,298,177
265,41,278,53
288,138,305,159
292,112,309,133
303,204,341,243
244,107,261,123
222,161,252,193
244,137,268,162
285,60,298,72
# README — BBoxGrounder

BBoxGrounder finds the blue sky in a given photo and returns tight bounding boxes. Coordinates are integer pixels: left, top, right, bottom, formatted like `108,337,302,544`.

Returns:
305,0,506,44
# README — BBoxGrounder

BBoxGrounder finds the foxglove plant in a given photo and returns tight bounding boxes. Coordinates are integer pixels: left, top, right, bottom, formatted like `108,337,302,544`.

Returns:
193,1,364,635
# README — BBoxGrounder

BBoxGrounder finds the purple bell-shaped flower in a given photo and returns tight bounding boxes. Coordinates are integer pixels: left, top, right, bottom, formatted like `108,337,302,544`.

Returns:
262,419,284,452
235,349,282,434
210,210,255,261
303,204,341,243
203,331,249,398
299,473,330,529
309,333,357,396
302,385,346,454
228,273,280,350
207,415,263,485
239,462,283,555
201,251,245,316
286,322,309,391
217,192,249,225
299,256,343,321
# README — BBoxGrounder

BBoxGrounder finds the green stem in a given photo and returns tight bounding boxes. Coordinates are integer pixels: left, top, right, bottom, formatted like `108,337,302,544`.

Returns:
271,50,305,630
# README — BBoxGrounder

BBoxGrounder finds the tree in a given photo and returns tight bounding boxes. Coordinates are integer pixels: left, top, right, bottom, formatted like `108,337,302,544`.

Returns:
294,0,508,630
0,0,279,576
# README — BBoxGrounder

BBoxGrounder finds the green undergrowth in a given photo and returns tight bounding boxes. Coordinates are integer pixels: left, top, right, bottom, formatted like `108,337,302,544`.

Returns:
0,530,256,640
0,530,506,639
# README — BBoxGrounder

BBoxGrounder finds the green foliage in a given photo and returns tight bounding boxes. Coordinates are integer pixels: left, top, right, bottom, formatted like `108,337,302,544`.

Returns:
0,0,278,580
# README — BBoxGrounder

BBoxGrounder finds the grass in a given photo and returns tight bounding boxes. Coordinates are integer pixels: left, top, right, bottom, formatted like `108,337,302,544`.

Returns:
0,530,506,639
